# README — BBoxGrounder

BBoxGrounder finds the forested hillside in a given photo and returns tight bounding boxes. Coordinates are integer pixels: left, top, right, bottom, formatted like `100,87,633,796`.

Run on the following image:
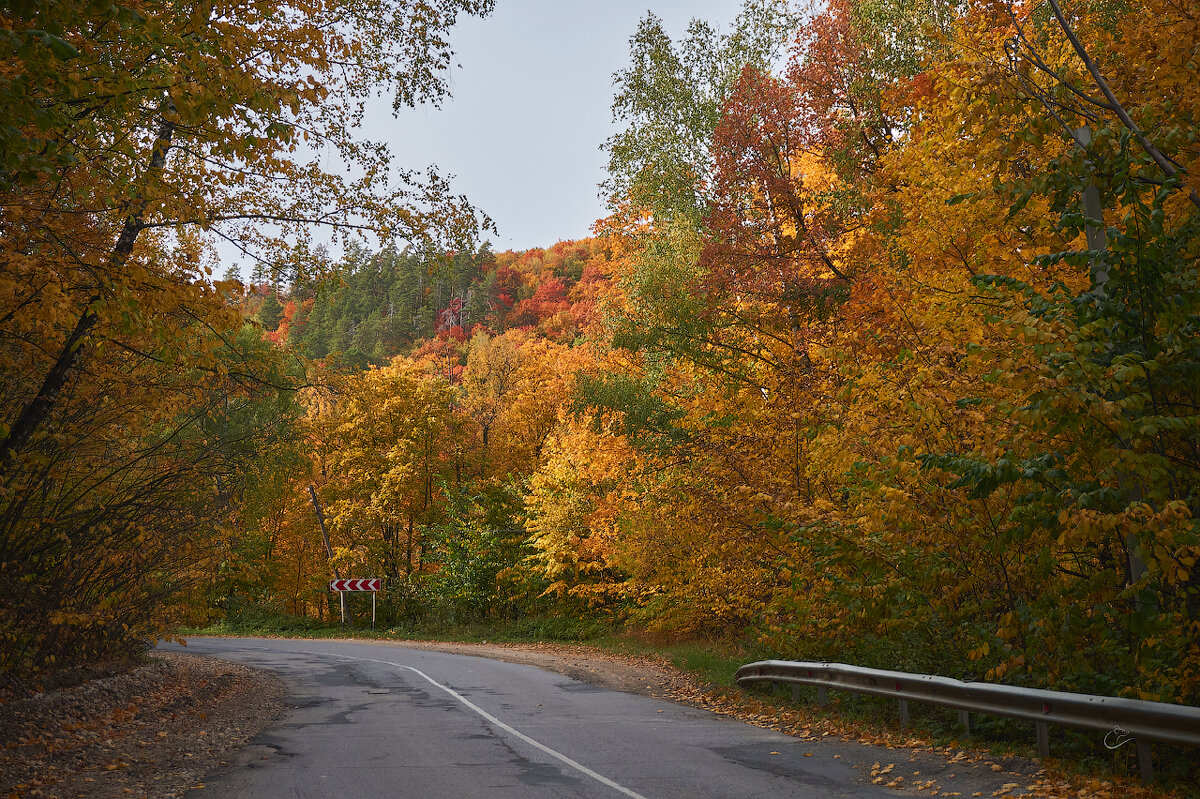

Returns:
4,0,1199,750
239,239,609,367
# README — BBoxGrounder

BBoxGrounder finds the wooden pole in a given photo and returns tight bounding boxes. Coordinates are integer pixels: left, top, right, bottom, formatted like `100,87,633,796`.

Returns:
308,485,345,626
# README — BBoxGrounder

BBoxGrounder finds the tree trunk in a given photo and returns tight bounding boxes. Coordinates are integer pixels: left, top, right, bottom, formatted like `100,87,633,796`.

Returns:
0,107,177,473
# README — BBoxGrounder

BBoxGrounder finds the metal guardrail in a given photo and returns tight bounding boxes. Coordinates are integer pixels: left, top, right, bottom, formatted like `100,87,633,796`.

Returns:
735,660,1200,783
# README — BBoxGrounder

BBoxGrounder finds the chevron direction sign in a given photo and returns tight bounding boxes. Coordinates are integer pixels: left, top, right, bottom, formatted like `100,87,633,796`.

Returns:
329,578,381,592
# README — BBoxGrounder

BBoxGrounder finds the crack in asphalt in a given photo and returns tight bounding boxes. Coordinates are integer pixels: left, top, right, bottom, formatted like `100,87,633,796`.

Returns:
306,649,654,799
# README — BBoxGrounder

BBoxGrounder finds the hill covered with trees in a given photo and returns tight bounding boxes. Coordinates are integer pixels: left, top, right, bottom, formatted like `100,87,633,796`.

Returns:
240,239,610,368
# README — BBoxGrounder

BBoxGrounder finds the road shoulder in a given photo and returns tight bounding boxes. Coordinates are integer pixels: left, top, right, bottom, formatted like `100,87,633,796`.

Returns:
0,650,285,799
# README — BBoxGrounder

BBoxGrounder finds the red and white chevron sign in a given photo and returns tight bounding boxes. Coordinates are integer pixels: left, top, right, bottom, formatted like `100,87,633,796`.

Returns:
329,578,381,592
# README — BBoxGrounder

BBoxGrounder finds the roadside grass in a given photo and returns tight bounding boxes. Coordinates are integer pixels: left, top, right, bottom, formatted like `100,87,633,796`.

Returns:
594,633,766,688
176,612,1197,797
177,609,614,643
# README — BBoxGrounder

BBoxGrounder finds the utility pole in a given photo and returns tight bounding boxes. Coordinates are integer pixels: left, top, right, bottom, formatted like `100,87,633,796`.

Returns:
1075,127,1145,586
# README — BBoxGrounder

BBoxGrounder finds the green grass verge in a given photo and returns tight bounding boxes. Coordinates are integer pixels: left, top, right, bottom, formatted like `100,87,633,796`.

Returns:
177,609,614,643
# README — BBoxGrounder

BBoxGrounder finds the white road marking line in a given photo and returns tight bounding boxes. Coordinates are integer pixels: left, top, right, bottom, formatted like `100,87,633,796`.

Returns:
303,649,653,799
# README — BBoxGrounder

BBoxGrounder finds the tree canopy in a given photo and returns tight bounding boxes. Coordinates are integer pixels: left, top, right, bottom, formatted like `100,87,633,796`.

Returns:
0,0,493,680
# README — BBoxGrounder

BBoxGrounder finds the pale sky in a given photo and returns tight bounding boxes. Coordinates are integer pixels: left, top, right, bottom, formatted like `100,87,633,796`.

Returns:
378,0,752,252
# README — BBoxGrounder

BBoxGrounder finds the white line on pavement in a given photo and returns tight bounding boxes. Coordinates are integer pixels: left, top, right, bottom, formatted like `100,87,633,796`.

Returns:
307,649,653,799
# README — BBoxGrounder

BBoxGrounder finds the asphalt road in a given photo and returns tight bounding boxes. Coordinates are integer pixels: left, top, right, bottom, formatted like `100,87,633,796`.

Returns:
160,638,1032,798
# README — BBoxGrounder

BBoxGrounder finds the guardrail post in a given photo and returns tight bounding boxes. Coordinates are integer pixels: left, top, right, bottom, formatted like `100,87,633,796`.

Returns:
959,710,971,735
1137,740,1153,784
792,684,801,703
817,686,828,706
1036,722,1050,757
898,699,910,729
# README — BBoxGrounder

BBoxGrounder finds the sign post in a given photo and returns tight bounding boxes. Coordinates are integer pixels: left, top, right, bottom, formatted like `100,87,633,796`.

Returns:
328,578,382,629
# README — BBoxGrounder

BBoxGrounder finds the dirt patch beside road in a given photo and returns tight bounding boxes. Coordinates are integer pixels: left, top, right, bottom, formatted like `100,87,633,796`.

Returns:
0,650,285,799
361,638,711,700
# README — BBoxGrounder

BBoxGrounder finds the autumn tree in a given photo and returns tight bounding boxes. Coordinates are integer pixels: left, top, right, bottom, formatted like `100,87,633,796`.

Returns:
603,1,802,230
0,0,493,679
897,0,1200,699
524,416,639,610
313,362,459,617
742,0,1200,706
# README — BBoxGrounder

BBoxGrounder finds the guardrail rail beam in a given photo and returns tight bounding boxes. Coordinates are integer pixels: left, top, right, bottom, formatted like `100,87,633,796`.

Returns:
735,659,1200,784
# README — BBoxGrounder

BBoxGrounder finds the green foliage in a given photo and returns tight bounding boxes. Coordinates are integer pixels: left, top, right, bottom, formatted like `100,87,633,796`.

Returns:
197,327,308,614
574,373,691,456
480,615,614,642
295,245,452,362
197,597,329,636
603,0,801,227
422,482,533,623
603,220,755,382
847,0,962,80
183,606,615,642
257,292,284,332
920,142,1200,700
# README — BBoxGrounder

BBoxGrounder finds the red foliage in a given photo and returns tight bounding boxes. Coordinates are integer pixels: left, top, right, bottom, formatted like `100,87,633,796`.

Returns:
701,66,849,308
410,331,465,368
266,299,297,346
504,302,539,330
492,265,521,310
532,277,567,305
578,265,607,285
505,278,572,330
786,0,893,175
436,298,465,333
548,240,590,262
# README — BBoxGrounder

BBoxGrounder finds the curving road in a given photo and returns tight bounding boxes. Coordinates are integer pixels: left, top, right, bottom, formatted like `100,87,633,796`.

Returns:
160,638,1030,798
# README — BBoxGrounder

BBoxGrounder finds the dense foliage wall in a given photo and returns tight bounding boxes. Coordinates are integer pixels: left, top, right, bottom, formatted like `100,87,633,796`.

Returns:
562,0,1200,704
223,0,1200,712
0,0,493,682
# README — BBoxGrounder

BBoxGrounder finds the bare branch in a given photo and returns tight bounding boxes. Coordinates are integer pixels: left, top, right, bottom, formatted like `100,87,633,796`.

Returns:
1043,0,1200,209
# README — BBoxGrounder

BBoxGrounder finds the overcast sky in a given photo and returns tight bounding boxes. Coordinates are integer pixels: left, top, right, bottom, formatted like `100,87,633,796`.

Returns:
376,0,751,252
